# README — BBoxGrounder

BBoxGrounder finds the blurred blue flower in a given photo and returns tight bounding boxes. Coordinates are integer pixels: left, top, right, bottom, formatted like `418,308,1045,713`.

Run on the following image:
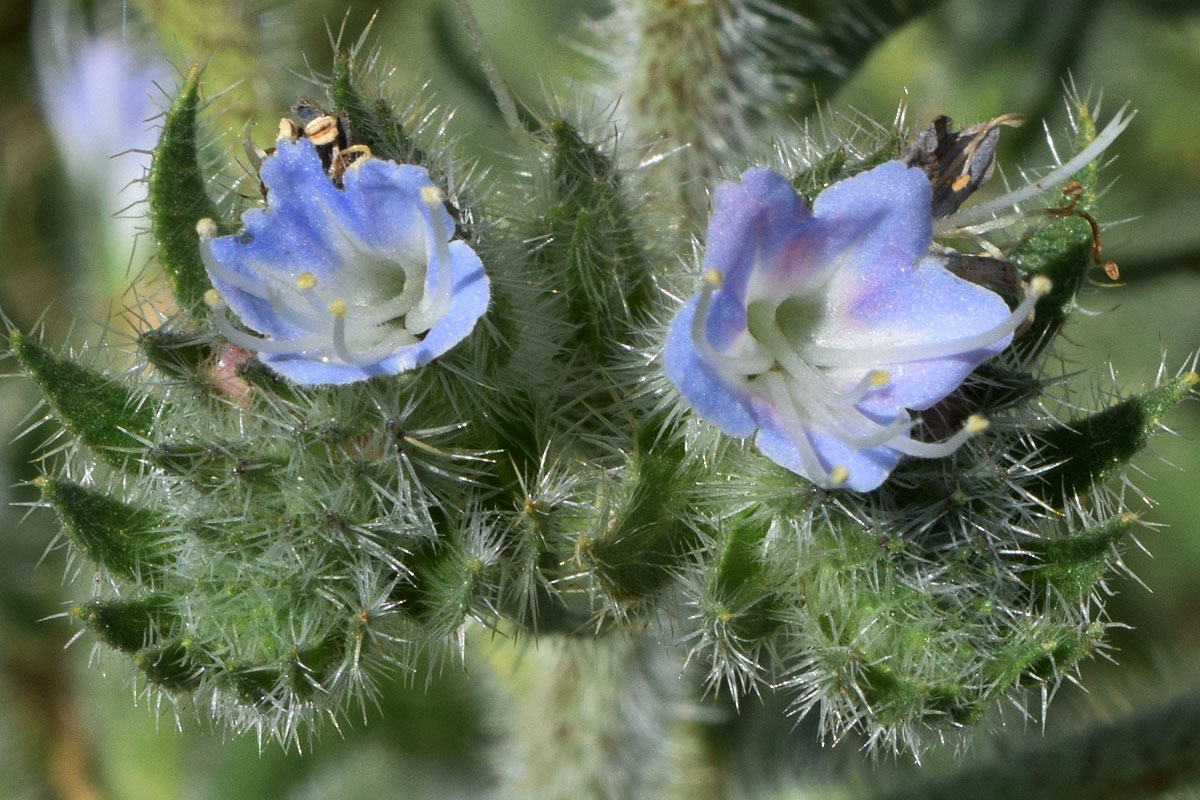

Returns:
199,139,489,385
664,163,1047,491
34,1,169,274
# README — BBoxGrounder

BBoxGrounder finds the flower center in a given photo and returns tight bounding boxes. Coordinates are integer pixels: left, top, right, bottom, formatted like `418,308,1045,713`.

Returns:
689,269,1049,487
197,184,457,366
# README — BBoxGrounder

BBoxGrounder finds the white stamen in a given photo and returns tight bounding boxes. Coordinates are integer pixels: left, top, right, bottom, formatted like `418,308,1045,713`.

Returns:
198,232,273,297
935,105,1134,234
406,185,456,333
209,301,332,355
690,271,775,376
760,371,834,482
886,414,987,458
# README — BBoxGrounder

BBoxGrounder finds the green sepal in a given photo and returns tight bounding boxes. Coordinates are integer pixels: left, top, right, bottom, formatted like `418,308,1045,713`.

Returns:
70,595,176,654
149,440,282,489
138,325,215,381
709,519,779,642
790,131,906,204
228,664,281,707
134,639,202,692
983,621,1104,689
287,634,346,700
328,53,426,166
37,477,173,579
148,65,219,318
10,330,157,468
1035,372,1197,507
1010,103,1102,357
537,120,654,360
1023,513,1136,603
579,428,700,610
404,534,492,637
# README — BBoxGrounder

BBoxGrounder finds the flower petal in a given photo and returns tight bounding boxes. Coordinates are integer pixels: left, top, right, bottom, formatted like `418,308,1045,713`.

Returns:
664,297,758,437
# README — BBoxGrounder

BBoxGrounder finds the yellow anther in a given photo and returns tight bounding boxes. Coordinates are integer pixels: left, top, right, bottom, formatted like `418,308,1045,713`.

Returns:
341,144,373,161
328,298,347,318
870,370,891,387
1029,275,1052,297
420,185,444,205
964,414,989,434
702,268,722,288
277,117,299,141
829,465,850,486
295,272,318,290
1182,371,1199,388
204,288,221,307
196,218,218,239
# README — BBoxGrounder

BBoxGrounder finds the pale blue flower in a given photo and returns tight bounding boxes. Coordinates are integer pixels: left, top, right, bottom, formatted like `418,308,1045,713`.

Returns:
34,1,169,274
665,162,1048,492
199,138,489,385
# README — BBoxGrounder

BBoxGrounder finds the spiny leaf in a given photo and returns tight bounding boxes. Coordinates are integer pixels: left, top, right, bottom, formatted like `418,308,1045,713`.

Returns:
537,119,654,360
134,639,202,692
1023,513,1136,602
580,428,700,609
149,65,219,318
71,595,176,653
38,478,172,579
10,330,157,468
1036,372,1197,506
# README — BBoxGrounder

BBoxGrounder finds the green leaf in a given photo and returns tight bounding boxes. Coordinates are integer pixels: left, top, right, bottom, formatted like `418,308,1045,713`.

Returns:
1036,372,1197,506
1023,513,1136,602
536,120,654,361
149,65,219,318
580,428,700,610
38,478,172,580
134,639,202,692
71,595,176,653
10,330,157,468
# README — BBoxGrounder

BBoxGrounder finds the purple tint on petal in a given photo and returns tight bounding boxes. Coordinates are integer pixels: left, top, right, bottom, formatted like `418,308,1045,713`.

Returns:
705,169,812,351
810,161,932,287
665,159,1021,490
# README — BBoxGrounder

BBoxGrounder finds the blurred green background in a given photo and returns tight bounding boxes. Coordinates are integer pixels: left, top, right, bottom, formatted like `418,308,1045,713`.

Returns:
2,0,1199,797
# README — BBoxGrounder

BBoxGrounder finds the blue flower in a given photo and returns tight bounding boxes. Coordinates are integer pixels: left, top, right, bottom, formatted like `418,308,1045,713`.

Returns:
664,162,1048,492
198,138,489,385
33,1,169,274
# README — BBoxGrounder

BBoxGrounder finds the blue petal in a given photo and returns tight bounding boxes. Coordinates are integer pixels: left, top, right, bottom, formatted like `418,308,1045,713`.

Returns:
809,161,932,290
752,403,901,492
205,138,488,385
259,240,489,386
705,169,812,351
664,297,757,437
821,255,1013,417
